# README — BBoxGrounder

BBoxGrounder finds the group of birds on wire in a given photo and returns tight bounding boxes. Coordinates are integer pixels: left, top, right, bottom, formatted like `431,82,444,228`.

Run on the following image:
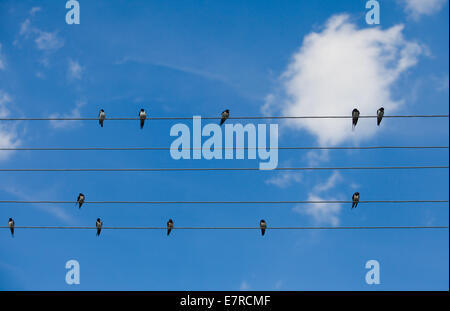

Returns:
99,109,230,128
96,108,382,128
5,192,362,237
6,106,444,238
7,217,269,237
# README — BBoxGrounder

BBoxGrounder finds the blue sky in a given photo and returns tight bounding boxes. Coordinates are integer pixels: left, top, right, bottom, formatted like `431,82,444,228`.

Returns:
0,0,448,290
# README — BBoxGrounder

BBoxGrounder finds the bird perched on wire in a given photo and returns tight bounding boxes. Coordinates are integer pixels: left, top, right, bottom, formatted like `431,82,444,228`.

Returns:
98,109,106,127
8,218,14,237
77,193,85,209
220,109,230,126
167,219,174,236
260,219,267,236
377,107,384,126
352,192,360,209
352,109,360,130
96,218,103,236
139,109,147,129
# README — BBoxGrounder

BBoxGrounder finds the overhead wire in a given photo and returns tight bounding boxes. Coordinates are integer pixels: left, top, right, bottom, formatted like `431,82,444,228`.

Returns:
0,114,448,121
0,200,447,205
1,225,448,230
0,166,448,172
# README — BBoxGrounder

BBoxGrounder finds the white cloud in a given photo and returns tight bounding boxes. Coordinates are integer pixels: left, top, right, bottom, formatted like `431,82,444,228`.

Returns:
240,281,250,291
304,150,330,166
34,30,64,51
49,100,87,129
0,43,5,70
19,15,64,52
313,171,342,193
265,172,302,188
295,194,342,226
1,184,73,223
435,74,449,92
274,280,283,289
0,91,11,118
29,7,41,16
400,0,447,19
68,59,83,80
293,172,344,226
19,19,31,36
264,14,423,146
0,91,21,161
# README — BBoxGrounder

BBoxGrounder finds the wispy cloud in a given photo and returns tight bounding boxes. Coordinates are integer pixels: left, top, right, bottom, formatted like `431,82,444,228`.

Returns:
116,56,229,83
263,14,423,147
1,184,73,223
18,9,64,52
67,59,84,80
434,74,449,92
295,193,342,226
35,71,45,79
34,30,64,51
293,172,344,226
399,0,448,19
304,150,330,166
265,172,302,188
240,280,250,291
0,91,20,161
0,43,5,70
29,7,41,16
313,171,342,193
0,91,12,119
19,19,31,37
274,280,283,289
49,100,87,129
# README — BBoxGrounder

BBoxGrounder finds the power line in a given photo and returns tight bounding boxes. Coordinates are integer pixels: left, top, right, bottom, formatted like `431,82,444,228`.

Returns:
0,200,447,205
1,226,448,230
0,166,448,172
1,146,448,151
0,114,448,121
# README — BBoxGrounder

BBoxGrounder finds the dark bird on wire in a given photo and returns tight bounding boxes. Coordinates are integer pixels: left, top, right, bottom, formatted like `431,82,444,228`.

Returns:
352,109,360,130
377,107,384,126
77,193,85,209
98,109,106,127
260,219,267,236
8,218,14,237
167,219,174,236
139,109,147,129
220,109,230,126
352,192,360,209
96,218,103,236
